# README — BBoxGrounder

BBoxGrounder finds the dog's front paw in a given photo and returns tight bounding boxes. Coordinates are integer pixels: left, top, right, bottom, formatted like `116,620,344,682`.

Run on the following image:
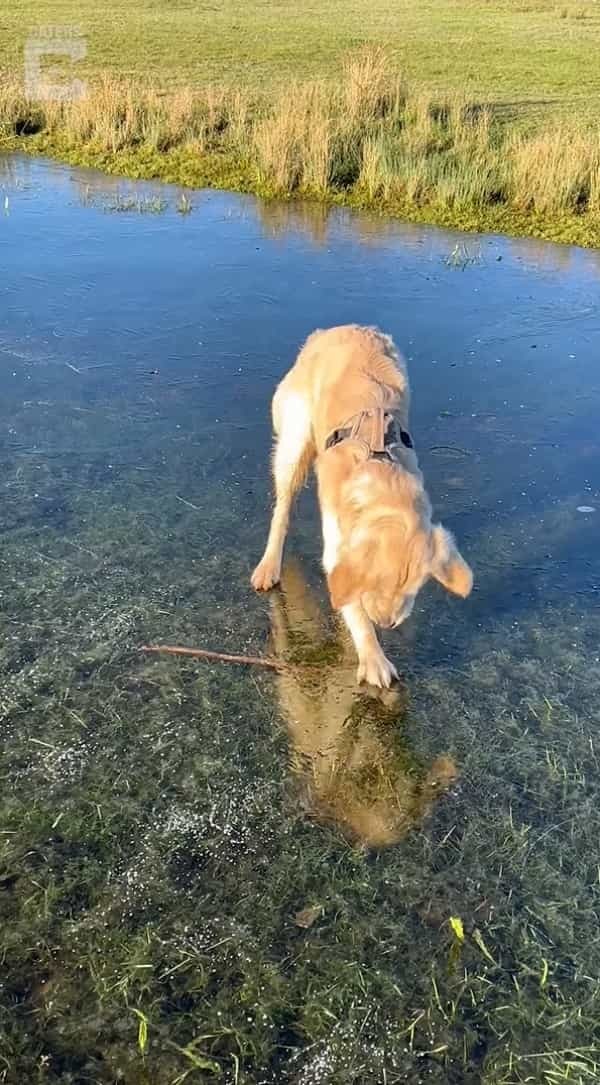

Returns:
357,651,398,689
251,557,281,592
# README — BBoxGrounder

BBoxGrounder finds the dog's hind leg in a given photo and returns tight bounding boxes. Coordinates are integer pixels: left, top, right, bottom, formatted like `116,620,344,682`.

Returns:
251,386,314,591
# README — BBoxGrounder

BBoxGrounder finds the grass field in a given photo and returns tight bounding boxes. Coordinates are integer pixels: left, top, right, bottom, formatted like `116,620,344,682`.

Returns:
3,0,600,114
1,3,600,243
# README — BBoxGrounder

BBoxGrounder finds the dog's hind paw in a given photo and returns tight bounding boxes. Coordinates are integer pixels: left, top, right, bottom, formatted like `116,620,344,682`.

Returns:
357,651,398,689
251,557,281,592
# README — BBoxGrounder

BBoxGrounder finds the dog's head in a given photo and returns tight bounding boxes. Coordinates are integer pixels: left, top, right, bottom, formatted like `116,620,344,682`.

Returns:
326,466,473,626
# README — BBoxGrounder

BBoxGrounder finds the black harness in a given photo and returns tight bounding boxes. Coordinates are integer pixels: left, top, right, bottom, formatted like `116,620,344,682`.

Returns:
325,408,413,463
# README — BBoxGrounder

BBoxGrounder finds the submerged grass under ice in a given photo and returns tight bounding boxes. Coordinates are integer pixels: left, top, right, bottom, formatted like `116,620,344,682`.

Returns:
1,158,599,1084
1,416,600,1084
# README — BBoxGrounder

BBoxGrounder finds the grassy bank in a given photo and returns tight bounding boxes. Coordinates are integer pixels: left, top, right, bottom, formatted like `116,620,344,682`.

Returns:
2,51,600,247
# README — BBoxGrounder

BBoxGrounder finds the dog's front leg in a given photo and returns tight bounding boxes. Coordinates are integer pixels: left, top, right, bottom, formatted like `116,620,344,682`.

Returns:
340,601,398,688
252,391,313,592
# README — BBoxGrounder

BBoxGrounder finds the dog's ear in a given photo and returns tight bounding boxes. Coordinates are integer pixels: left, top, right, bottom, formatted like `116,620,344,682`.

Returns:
327,559,362,610
328,540,377,609
431,525,473,597
327,560,358,610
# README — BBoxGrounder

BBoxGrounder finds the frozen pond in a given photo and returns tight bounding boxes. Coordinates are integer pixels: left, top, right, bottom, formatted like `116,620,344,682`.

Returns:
1,153,599,1083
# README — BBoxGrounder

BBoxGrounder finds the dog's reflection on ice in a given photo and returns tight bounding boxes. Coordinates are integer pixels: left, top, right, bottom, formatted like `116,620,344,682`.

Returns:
269,561,458,848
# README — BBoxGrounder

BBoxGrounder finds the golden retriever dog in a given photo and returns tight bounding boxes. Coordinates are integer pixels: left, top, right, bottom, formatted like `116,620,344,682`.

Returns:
252,325,473,687
270,560,458,848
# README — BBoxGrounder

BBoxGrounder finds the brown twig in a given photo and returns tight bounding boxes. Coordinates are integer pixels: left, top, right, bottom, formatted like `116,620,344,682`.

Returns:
139,644,286,671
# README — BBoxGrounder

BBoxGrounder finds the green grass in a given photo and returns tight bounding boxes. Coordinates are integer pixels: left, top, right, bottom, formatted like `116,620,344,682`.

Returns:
2,0,600,121
2,55,600,248
2,2,600,245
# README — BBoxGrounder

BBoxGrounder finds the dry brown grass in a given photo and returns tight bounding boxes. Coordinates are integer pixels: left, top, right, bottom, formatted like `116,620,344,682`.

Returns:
341,46,403,126
1,49,599,220
509,125,600,213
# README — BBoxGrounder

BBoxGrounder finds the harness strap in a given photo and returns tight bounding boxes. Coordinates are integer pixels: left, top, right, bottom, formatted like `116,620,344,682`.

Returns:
325,408,413,460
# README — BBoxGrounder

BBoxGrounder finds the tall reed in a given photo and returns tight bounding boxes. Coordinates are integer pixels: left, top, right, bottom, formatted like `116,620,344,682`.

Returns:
1,50,598,219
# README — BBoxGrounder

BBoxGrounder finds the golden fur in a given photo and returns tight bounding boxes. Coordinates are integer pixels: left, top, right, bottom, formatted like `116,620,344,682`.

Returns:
252,325,472,687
